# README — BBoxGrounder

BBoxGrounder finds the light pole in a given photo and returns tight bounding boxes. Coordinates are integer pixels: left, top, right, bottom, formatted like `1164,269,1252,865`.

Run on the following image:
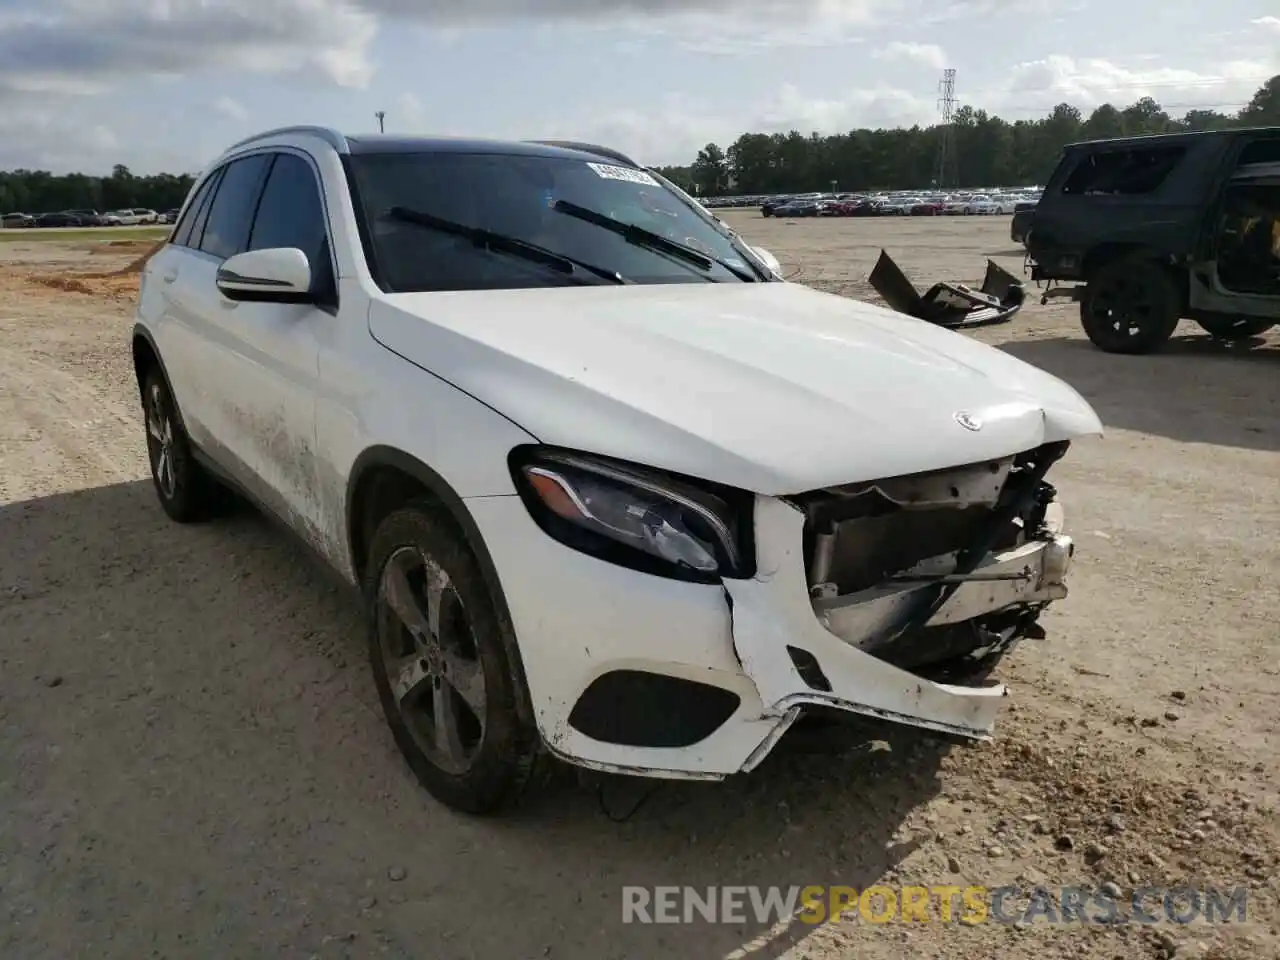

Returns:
375,111,386,133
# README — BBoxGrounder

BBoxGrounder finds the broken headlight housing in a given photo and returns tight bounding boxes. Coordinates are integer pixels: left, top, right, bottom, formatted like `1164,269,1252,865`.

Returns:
510,447,755,583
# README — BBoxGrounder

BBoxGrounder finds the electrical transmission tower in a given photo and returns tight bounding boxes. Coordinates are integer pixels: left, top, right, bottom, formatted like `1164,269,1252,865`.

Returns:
934,68,957,189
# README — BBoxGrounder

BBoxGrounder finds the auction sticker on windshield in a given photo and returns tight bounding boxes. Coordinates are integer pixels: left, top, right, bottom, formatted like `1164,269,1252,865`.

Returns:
587,162,660,186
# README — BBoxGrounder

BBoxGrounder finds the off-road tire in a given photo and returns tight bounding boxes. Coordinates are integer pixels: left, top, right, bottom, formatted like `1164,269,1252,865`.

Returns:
1194,317,1276,340
140,367,219,523
364,503,539,814
1080,258,1182,354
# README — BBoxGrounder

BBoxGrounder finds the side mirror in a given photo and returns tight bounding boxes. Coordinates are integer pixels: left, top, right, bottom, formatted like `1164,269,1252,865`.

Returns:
748,245,782,276
216,248,312,303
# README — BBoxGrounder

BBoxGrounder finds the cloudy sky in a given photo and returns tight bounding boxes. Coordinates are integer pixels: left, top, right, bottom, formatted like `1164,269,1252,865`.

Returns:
1,0,1276,174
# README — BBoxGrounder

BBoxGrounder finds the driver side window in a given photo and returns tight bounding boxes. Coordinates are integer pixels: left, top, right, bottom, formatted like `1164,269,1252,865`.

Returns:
246,152,336,308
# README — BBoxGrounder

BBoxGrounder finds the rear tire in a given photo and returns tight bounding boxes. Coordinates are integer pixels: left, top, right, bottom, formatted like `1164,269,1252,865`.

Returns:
1080,258,1182,354
140,367,219,523
1194,317,1275,340
365,503,539,814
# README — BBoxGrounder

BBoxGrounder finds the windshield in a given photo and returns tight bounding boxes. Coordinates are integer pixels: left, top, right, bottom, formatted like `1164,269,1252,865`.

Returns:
347,150,767,292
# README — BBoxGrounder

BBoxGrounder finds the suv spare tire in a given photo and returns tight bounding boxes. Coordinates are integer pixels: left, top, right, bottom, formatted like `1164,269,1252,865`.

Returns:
1080,257,1182,354
1194,317,1276,340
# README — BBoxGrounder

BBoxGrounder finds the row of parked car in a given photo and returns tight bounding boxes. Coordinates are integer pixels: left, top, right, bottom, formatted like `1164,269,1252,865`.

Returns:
0,207,179,228
757,189,1042,218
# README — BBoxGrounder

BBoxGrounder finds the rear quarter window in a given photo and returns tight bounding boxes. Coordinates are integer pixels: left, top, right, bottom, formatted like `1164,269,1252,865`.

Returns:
1061,145,1186,196
172,172,221,248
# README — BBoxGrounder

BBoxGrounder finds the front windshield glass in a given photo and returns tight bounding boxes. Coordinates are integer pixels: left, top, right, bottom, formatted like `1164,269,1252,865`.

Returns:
348,150,766,292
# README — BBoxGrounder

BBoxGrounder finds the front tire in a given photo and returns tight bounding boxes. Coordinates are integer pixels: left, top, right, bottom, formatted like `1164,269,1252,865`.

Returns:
1194,317,1275,340
141,368,218,522
1080,258,1182,354
365,504,539,814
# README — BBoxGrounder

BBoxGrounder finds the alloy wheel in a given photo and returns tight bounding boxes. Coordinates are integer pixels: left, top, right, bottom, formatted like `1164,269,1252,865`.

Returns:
146,383,176,499
375,546,487,775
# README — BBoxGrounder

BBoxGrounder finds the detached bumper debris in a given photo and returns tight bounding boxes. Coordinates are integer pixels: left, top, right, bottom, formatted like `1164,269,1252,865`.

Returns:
869,248,1026,329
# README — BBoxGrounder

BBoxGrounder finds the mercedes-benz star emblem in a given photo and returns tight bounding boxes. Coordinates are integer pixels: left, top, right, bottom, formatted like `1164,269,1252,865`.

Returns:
954,411,982,431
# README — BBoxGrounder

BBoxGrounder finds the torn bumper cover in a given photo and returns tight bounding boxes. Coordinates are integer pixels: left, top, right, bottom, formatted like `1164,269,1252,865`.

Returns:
869,248,1026,329
722,496,1071,773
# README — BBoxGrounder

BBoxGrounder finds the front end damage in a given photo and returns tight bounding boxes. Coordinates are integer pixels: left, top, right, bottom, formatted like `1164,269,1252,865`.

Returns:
725,441,1074,768
467,444,1079,783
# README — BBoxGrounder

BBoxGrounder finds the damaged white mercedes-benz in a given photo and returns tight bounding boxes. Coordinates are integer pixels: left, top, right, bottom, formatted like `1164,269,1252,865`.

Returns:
131,127,1102,814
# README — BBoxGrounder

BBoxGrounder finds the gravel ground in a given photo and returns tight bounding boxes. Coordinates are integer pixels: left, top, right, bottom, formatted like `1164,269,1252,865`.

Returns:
0,218,1276,960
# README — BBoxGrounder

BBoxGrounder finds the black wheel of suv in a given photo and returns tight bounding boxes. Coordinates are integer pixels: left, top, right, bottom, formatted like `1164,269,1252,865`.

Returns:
1194,317,1276,340
365,503,539,814
141,367,218,523
1080,258,1182,354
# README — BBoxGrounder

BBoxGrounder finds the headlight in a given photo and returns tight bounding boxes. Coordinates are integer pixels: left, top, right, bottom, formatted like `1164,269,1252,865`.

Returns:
510,448,754,583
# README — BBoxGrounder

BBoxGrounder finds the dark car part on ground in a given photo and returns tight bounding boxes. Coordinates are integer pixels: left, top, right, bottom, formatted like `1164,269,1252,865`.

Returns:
869,248,1026,329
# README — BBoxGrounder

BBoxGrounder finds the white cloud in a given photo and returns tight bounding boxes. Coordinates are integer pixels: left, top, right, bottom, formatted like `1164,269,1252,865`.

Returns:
0,95,123,172
0,0,378,98
359,0,890,27
0,0,379,172
396,92,426,131
0,2,1275,174
213,96,248,121
365,0,1031,53
559,47,1278,166
554,82,937,166
874,41,947,69
992,54,1276,117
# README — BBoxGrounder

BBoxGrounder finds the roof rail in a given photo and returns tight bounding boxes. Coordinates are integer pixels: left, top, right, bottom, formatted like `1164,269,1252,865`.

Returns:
224,125,349,154
528,140,639,167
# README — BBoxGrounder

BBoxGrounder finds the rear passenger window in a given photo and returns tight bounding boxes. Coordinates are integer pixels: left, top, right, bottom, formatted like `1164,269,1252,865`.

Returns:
1061,146,1186,196
247,153,329,267
199,154,270,260
172,171,220,248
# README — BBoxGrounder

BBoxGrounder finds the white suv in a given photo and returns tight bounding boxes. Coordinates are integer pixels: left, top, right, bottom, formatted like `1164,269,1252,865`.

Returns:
132,126,1101,814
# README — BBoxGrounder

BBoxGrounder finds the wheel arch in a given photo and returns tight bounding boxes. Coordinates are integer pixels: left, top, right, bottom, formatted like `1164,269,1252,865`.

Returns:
345,446,536,727
131,324,162,393
132,325,190,428
1082,243,1189,310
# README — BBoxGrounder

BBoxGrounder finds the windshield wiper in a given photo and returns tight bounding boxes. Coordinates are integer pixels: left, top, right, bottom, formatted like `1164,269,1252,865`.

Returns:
384,206,628,284
551,199,756,282
643,169,773,280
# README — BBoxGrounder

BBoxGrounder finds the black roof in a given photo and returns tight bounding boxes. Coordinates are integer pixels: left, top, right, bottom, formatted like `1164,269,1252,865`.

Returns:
1066,125,1280,151
342,134,640,166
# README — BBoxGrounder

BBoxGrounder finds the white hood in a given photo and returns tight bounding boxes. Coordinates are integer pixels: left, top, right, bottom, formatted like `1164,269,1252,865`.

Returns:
369,282,1102,494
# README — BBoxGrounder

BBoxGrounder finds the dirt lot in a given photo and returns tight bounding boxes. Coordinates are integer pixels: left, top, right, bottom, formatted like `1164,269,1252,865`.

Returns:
1,218,1276,960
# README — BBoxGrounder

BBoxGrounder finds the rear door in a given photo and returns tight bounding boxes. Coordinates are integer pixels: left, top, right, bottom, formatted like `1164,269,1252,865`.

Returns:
143,166,224,443
171,152,276,493
155,155,273,459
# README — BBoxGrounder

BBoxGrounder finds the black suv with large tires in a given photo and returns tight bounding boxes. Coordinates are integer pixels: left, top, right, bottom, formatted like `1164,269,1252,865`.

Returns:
1027,127,1279,354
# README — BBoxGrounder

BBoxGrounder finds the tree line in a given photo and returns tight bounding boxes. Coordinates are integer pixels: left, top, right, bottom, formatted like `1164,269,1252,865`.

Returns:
2,76,1276,212
0,164,195,216
655,75,1280,197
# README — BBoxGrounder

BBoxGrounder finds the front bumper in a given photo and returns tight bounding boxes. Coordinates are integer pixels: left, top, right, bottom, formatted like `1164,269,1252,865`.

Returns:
465,491,1073,781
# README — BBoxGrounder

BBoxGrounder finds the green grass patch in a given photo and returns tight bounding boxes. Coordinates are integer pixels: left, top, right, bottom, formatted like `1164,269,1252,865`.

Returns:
0,225,171,243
